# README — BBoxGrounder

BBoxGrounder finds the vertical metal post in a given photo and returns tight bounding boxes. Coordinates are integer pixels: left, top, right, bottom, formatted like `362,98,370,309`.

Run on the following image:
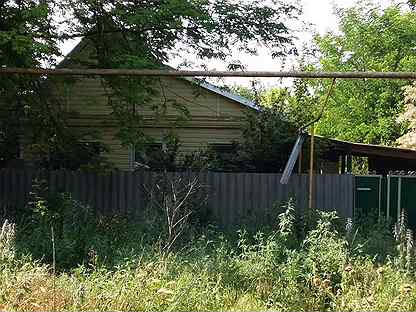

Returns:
387,175,390,219
308,125,315,210
341,155,346,174
298,148,302,174
378,176,382,219
397,176,402,220
346,155,352,173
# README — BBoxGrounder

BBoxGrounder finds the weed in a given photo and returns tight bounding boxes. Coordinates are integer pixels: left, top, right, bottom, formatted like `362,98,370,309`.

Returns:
2,198,416,311
0,219,15,264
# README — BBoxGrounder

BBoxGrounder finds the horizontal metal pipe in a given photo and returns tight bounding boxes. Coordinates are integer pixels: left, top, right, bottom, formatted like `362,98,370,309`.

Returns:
1,67,416,79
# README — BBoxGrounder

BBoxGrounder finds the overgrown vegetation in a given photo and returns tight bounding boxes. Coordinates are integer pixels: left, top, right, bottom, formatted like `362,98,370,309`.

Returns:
0,0,300,170
308,2,416,145
2,183,416,311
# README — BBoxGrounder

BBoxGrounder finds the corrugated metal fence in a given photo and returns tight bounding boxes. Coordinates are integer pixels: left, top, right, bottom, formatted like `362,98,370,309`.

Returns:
0,169,354,226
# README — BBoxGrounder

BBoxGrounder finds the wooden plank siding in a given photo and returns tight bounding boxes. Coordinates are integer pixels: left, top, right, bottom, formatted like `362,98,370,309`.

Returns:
42,76,249,170
50,77,247,117
0,169,355,227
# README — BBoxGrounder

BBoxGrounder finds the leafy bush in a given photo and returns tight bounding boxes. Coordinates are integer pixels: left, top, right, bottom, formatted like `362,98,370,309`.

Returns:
17,179,96,269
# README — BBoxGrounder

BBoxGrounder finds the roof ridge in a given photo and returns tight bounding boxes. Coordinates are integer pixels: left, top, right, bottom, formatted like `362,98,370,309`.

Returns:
59,40,258,110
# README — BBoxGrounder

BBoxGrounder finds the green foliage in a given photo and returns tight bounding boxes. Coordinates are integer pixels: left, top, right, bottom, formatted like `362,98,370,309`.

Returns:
5,197,416,310
61,0,299,147
311,3,416,145
178,102,301,173
40,134,114,172
303,212,347,285
20,178,96,269
205,80,325,173
232,79,318,128
15,172,209,269
0,1,59,66
393,210,416,272
65,0,299,64
135,132,180,171
277,198,296,242
1,0,300,168
0,1,114,171
0,0,60,166
355,215,396,262
180,143,244,172
237,104,298,172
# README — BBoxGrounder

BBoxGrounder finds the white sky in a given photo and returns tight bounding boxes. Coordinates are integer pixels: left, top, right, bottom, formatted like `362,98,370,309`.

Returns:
59,0,393,87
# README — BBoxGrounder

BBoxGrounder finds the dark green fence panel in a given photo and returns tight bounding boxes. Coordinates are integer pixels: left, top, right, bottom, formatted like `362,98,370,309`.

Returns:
388,177,399,221
397,177,416,229
355,176,382,218
355,175,416,229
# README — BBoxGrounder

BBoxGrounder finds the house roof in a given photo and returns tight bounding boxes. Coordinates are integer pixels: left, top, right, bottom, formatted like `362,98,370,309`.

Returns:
59,40,258,110
183,77,258,110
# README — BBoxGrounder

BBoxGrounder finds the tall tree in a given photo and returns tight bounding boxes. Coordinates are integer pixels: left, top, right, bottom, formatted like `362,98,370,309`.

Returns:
64,0,299,65
0,0,60,166
0,1,113,170
62,0,300,147
397,83,416,149
310,2,416,145
1,0,300,168
232,79,318,128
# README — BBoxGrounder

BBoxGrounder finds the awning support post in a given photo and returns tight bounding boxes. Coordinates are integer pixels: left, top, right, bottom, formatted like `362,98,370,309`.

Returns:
309,125,315,211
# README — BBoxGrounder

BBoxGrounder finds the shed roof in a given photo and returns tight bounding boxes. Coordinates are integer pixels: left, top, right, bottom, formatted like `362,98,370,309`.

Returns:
315,135,416,160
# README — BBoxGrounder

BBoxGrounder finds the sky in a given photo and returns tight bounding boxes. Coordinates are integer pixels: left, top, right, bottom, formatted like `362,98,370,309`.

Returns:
60,0,392,87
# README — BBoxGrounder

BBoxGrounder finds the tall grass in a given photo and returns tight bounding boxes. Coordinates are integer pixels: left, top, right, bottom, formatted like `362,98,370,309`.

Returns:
2,190,416,311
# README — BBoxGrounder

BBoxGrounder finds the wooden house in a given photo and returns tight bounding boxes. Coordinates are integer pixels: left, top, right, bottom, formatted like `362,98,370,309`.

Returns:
32,40,258,171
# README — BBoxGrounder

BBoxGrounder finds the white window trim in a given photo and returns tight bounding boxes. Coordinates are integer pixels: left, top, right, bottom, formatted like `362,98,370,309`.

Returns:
128,144,135,170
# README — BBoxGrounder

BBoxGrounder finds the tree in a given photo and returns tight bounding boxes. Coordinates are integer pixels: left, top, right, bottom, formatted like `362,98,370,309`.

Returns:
62,0,300,147
0,0,61,166
397,83,416,149
180,101,301,173
310,2,416,145
64,0,299,65
228,80,319,172
232,78,318,128
1,0,300,169
237,103,299,172
0,1,116,170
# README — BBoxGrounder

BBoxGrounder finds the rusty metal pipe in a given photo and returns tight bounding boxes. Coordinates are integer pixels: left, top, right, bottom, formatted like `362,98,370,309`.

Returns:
2,67,416,79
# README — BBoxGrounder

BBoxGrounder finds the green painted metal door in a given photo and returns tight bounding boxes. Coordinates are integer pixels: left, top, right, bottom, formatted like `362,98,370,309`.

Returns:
355,176,382,218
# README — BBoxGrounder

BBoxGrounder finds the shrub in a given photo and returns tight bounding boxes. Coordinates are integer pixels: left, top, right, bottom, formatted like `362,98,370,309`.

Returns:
17,179,96,269
144,172,208,255
303,212,347,283
5,198,416,311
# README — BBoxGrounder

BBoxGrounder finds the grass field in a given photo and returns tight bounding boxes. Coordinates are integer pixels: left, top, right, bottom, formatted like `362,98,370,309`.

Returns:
1,189,416,311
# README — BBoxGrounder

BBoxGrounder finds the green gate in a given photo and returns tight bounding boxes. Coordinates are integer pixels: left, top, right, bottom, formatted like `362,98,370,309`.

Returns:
355,175,416,228
355,175,382,218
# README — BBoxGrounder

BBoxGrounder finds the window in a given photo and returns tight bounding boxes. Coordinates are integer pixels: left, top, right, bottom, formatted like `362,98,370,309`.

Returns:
133,143,164,170
48,141,104,170
82,141,103,156
209,143,237,163
210,143,235,155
